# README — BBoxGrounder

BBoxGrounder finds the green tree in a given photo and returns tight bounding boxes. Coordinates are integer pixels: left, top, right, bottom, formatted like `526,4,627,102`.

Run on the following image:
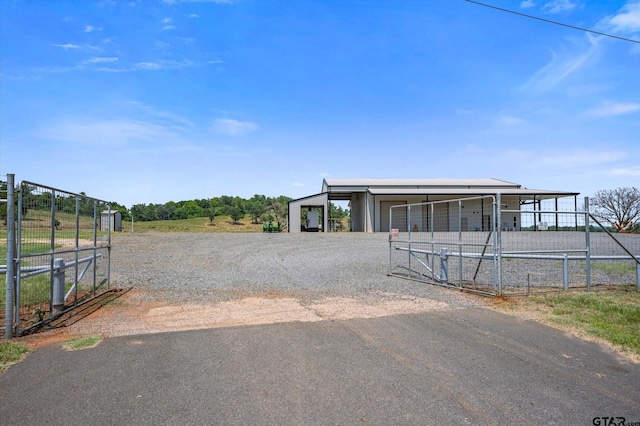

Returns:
227,205,244,224
131,204,157,221
156,203,175,220
206,206,219,224
246,200,266,224
182,200,205,218
173,207,188,220
265,195,292,231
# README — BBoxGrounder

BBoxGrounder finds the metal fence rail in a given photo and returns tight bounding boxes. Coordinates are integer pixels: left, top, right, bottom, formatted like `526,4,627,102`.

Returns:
389,195,640,296
2,175,113,337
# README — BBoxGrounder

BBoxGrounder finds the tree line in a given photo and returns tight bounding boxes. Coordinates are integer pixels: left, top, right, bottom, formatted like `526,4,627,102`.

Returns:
127,195,350,228
127,195,295,226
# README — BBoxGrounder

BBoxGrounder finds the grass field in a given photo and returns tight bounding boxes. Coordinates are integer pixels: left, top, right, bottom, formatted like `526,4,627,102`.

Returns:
128,215,267,233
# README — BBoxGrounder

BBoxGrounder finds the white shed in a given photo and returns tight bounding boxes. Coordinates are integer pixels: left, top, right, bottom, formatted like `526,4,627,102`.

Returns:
288,193,329,233
100,210,122,232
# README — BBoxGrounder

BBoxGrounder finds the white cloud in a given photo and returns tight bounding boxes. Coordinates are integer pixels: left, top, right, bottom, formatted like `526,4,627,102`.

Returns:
84,25,102,33
523,149,626,168
132,60,194,70
611,166,640,177
53,43,80,50
497,115,525,125
53,43,101,52
84,57,119,64
212,118,258,136
520,35,600,93
587,101,640,117
37,118,186,148
520,1,535,9
542,0,577,14
67,59,195,73
161,18,175,30
128,101,195,127
598,1,640,34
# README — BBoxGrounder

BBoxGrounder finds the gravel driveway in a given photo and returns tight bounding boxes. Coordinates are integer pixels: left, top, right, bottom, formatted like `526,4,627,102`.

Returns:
109,231,482,307
50,232,485,338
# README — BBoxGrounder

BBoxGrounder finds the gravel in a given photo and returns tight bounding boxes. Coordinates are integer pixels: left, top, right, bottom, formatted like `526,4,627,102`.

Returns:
109,232,483,308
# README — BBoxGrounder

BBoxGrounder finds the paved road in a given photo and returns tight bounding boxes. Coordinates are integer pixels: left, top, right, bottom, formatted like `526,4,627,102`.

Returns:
1,307,638,425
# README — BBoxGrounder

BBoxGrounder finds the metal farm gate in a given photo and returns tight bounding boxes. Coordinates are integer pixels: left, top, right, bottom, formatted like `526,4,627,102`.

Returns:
389,195,640,296
2,174,113,338
389,196,501,296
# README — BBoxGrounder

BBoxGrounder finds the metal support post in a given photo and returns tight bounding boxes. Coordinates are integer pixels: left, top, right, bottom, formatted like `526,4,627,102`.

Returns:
440,248,448,283
585,197,591,292
563,254,569,291
52,258,65,311
5,174,15,339
496,194,503,295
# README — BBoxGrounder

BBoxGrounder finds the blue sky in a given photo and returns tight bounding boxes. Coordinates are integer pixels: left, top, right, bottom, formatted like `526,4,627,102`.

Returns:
1,0,638,207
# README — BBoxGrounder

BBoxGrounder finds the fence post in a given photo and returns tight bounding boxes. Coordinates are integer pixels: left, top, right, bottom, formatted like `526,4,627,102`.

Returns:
496,194,503,296
52,258,66,311
584,197,591,292
5,173,15,339
563,254,569,291
440,248,448,283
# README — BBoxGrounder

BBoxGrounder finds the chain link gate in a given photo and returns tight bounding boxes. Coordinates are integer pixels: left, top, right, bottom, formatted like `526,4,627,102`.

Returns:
389,196,500,296
2,175,113,337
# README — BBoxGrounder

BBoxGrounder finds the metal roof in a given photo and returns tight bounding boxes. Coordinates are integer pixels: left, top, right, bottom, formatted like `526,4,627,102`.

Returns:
323,178,521,189
321,178,578,200
366,187,578,199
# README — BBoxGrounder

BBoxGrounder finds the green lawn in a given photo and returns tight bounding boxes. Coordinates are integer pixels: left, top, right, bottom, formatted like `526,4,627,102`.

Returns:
0,342,29,372
526,287,640,356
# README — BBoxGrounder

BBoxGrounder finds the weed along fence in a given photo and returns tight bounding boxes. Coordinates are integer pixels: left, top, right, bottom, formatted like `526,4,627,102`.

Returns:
389,195,640,296
2,174,113,338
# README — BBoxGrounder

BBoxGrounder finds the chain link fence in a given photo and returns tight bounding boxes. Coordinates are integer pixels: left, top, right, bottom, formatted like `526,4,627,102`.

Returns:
389,195,640,296
2,175,113,337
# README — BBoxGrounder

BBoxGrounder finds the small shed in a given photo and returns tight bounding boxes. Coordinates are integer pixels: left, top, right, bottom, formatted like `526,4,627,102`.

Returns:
288,193,329,233
100,210,122,232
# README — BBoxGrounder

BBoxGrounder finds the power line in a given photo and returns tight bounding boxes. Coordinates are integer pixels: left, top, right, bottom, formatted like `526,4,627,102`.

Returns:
465,0,640,44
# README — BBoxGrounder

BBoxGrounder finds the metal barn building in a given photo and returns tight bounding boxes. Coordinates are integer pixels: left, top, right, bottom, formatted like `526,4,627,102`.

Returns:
288,178,579,233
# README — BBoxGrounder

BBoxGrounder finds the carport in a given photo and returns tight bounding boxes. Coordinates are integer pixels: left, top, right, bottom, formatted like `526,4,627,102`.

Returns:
287,193,329,233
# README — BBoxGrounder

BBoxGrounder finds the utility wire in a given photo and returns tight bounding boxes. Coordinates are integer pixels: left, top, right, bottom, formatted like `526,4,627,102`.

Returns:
465,0,640,44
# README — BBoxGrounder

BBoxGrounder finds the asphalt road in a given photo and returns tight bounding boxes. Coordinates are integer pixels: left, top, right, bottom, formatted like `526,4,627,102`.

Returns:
1,307,639,425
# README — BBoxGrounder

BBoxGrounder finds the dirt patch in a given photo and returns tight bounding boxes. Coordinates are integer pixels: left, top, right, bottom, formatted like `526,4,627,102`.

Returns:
11,289,451,348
